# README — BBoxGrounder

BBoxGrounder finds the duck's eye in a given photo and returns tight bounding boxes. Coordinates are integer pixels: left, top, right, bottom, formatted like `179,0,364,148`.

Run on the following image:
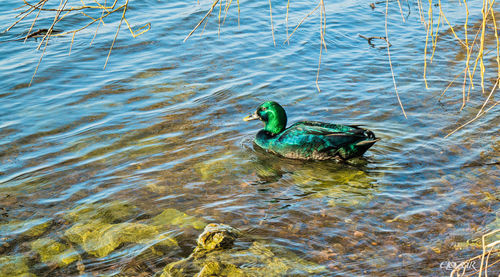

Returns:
261,107,267,111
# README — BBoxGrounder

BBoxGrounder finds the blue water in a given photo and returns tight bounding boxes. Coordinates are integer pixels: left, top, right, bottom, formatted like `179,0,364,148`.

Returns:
0,0,498,276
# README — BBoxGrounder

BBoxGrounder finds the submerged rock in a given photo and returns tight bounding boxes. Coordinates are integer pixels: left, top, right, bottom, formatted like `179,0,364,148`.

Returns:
160,224,326,277
195,223,240,253
0,218,51,238
63,201,137,224
65,220,177,258
0,255,36,277
196,261,245,277
62,205,205,258
30,238,80,267
150,208,206,230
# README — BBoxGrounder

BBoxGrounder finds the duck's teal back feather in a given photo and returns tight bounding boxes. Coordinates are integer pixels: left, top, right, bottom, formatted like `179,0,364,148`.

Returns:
255,121,378,160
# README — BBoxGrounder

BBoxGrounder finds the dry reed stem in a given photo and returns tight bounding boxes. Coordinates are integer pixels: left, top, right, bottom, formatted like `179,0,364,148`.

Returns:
316,0,325,92
6,0,149,84
69,31,75,55
90,0,106,46
444,78,499,138
320,0,326,51
423,1,431,89
396,0,405,22
430,1,443,63
200,11,211,36
449,229,500,277
24,0,46,43
4,1,43,33
236,0,240,27
268,0,275,47
103,0,126,69
283,3,320,45
184,0,327,91
491,3,500,79
30,0,68,86
439,67,467,100
417,0,426,26
184,0,220,42
386,0,407,118
285,0,290,44
218,0,222,36
423,0,499,137
222,0,233,26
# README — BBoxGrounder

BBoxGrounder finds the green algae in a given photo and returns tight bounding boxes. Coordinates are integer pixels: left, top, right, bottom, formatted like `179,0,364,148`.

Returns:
63,201,137,223
195,223,240,252
150,208,206,230
0,255,36,277
196,261,245,277
30,238,80,267
161,222,326,277
162,241,327,277
0,218,51,238
196,152,251,184
62,203,204,258
485,217,500,244
65,220,177,257
292,167,377,207
158,219,325,276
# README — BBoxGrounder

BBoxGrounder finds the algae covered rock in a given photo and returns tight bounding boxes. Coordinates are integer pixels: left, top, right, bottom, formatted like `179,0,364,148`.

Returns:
196,152,252,184
199,241,325,276
62,204,204,258
0,218,51,238
65,220,177,257
150,208,206,230
160,224,326,277
63,201,137,223
196,261,245,277
292,167,377,207
195,223,240,252
30,238,80,267
0,255,36,277
485,217,500,244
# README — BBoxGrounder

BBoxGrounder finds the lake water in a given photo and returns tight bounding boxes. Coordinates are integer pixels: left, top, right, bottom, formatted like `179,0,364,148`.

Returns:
0,0,498,276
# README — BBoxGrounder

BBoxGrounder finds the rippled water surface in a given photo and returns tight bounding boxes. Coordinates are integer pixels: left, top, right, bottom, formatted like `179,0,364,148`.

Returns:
0,0,499,276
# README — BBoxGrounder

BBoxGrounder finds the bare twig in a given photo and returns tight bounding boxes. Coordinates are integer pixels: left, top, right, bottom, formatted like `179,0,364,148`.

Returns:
449,229,500,277
385,0,407,118
30,0,69,87
283,3,320,45
444,78,499,138
104,0,128,69
268,0,275,46
3,0,150,84
184,0,220,42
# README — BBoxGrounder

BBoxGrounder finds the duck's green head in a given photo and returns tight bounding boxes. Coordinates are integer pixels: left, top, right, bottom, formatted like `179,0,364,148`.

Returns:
243,101,287,135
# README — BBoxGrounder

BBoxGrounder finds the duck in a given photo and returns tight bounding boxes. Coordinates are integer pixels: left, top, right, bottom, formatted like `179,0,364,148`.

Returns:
243,101,379,160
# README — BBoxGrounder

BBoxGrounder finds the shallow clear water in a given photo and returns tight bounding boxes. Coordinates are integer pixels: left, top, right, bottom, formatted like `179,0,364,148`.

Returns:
0,0,498,276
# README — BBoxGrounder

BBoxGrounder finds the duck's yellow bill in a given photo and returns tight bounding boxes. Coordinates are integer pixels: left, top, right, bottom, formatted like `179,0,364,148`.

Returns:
243,112,259,121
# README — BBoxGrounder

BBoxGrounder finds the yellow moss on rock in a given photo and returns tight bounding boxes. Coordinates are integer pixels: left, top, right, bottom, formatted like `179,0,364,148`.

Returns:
150,208,206,230
30,238,80,267
0,218,51,238
65,220,177,258
63,201,137,223
0,255,36,277
162,241,327,276
196,261,245,277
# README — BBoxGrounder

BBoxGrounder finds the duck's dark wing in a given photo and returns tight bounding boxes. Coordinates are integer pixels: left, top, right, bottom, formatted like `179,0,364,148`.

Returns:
285,121,375,139
274,121,378,159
